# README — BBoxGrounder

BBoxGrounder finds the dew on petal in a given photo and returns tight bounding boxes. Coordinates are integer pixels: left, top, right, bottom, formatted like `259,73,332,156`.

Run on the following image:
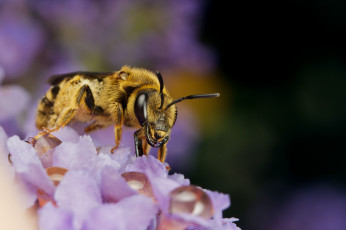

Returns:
121,172,155,201
37,167,67,207
169,185,214,219
46,167,68,186
8,153,12,164
156,214,189,230
37,190,55,208
31,134,62,156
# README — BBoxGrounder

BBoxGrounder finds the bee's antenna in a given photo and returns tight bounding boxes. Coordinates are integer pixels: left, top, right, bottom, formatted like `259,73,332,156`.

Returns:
156,71,165,109
165,93,220,110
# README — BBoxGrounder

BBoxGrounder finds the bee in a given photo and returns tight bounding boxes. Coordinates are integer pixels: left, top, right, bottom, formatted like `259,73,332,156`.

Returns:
35,66,219,163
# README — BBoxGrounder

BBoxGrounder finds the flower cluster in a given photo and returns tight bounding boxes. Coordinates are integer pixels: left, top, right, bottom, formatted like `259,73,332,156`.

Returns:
1,126,239,230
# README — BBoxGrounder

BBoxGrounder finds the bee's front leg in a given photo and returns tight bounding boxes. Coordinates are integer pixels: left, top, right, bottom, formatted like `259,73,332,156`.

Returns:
134,128,150,157
158,143,167,163
134,129,143,157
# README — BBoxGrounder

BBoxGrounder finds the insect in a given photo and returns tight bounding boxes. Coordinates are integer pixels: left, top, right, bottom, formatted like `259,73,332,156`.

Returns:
35,66,219,163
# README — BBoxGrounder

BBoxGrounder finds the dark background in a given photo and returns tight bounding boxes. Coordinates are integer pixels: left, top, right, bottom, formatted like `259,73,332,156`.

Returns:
192,0,346,229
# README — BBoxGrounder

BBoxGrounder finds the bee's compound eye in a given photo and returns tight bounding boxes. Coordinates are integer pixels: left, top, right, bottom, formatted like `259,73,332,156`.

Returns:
135,93,147,126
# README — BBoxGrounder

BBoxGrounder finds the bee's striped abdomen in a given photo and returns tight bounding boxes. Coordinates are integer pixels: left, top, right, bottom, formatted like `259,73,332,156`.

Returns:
35,85,60,129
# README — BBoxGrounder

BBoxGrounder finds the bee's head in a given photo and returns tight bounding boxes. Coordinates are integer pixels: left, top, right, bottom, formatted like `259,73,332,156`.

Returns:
134,71,219,148
134,89,176,148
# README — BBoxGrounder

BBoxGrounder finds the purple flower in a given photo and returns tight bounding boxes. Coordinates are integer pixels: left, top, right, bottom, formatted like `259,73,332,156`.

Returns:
83,195,157,230
54,170,102,229
39,203,74,230
0,9,44,78
0,76,30,120
0,73,30,138
7,135,55,199
1,126,240,229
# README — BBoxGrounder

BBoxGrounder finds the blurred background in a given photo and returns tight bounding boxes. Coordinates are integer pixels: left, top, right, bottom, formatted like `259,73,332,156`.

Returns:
1,0,346,229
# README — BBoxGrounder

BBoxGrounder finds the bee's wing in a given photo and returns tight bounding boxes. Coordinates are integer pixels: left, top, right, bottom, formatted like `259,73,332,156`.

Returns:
48,71,115,85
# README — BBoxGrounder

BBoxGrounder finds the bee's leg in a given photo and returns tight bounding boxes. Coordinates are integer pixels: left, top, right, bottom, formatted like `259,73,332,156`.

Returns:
157,143,167,163
134,128,149,157
134,129,143,157
84,122,105,133
142,141,151,156
38,85,92,137
111,125,122,153
158,144,170,170
109,102,124,153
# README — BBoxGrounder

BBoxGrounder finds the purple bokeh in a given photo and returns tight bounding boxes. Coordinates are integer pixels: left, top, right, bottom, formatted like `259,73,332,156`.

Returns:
0,74,30,136
250,184,346,230
0,8,44,78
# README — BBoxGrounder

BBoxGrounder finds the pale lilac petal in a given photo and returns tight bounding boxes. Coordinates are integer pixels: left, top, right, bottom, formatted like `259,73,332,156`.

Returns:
2,130,35,207
110,146,132,166
168,173,190,186
99,145,132,169
126,155,167,178
55,170,102,229
88,153,121,184
170,212,211,228
218,218,241,230
38,203,74,230
148,172,181,214
52,126,79,143
83,204,126,230
0,85,30,121
52,135,97,170
7,136,55,196
205,190,230,223
83,195,157,230
100,166,137,202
